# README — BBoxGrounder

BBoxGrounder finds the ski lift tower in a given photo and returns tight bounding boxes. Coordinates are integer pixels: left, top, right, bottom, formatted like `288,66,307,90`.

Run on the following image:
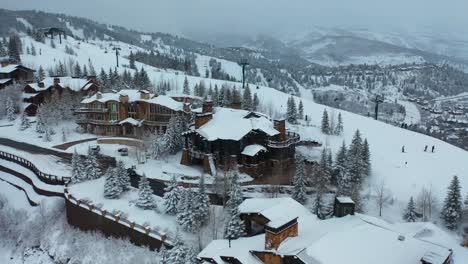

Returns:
112,47,122,67
373,94,385,120
239,58,249,88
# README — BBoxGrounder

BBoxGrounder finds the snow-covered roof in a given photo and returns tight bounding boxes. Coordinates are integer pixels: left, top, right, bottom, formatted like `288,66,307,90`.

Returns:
241,144,267,157
199,212,453,264
27,77,94,92
239,197,311,228
0,78,11,84
421,248,452,264
82,89,185,112
195,107,279,141
336,196,354,204
0,64,20,73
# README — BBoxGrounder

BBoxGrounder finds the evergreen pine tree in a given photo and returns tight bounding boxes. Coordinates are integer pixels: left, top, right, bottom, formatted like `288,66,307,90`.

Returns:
298,100,304,120
5,97,15,121
71,149,84,183
85,147,101,180
88,58,96,76
194,174,210,226
441,176,463,230
361,139,371,177
292,155,307,204
135,174,158,210
286,96,298,124
242,85,252,110
104,167,122,199
116,160,131,191
99,68,109,90
226,170,243,212
129,51,136,69
321,109,330,134
166,233,189,264
165,115,183,154
182,76,190,95
150,129,168,159
19,113,30,131
177,188,199,232
163,176,181,215
37,66,46,82
253,93,259,111
8,34,21,62
336,141,351,196
0,41,6,57
82,64,88,77
35,108,46,134
73,62,82,77
403,196,418,222
334,113,344,135
224,206,245,240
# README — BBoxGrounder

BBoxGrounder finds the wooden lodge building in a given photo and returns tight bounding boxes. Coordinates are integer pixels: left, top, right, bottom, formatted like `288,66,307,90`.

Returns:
23,76,99,116
180,100,300,182
0,61,35,89
75,89,193,137
198,197,453,264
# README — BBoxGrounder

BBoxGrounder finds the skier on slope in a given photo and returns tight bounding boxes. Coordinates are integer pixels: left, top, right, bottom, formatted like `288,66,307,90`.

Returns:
402,146,405,153
432,145,435,153
424,145,428,152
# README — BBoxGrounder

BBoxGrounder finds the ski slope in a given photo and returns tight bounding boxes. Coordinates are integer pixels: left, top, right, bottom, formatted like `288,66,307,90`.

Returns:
19,34,468,216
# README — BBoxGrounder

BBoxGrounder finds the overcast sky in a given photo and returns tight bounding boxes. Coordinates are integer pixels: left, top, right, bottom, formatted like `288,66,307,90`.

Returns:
2,0,467,38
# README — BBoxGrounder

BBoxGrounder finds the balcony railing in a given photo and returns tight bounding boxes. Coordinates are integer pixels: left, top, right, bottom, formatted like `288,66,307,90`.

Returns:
75,107,109,113
267,131,300,148
76,119,117,125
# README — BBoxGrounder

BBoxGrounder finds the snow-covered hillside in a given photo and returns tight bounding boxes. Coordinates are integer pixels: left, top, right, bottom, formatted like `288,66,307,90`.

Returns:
14,32,468,223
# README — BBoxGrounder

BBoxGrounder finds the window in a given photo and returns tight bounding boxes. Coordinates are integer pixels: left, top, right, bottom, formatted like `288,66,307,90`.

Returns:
109,102,119,121
149,104,174,122
128,104,137,119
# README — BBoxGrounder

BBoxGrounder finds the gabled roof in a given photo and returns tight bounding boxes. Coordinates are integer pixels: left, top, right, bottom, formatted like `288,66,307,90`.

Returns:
81,89,185,112
26,77,95,92
0,64,34,74
195,107,279,141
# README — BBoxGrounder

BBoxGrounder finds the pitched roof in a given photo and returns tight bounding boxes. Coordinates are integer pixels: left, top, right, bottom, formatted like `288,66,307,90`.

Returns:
81,89,185,112
0,64,34,73
241,144,267,157
195,107,279,141
27,77,94,92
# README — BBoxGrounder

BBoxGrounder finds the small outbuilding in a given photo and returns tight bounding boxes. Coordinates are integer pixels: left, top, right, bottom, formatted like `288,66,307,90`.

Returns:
334,196,355,217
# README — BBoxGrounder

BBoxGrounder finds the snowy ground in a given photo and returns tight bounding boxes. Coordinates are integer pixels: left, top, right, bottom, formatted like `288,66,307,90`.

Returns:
67,140,253,184
399,100,421,125
68,178,227,248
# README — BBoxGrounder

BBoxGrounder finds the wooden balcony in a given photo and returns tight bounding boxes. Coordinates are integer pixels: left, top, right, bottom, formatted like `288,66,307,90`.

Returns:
267,131,300,148
75,107,109,113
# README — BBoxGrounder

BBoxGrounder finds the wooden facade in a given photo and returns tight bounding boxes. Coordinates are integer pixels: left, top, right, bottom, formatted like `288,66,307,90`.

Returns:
181,102,300,182
76,91,190,137
0,62,35,88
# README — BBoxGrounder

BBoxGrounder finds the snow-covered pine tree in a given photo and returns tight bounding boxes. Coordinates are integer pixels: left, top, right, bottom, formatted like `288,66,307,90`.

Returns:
334,112,344,135
226,170,243,212
5,97,15,121
35,108,46,134
73,62,82,77
194,174,210,226
8,34,21,62
104,167,122,199
177,188,199,232
116,160,131,192
71,149,84,183
224,206,245,240
298,100,304,120
166,232,189,264
184,247,199,264
19,113,30,131
88,58,96,76
150,129,168,159
37,66,45,82
44,127,53,142
286,96,298,124
441,175,463,230
403,196,418,222
321,109,330,134
182,76,190,95
361,138,371,177
129,51,136,69
253,93,259,111
84,147,101,180
135,174,158,210
163,175,181,215
335,141,351,196
292,155,307,204
326,148,333,169
242,85,252,110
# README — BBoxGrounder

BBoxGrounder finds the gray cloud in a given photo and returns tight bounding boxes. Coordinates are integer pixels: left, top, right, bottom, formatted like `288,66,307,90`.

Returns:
1,0,467,38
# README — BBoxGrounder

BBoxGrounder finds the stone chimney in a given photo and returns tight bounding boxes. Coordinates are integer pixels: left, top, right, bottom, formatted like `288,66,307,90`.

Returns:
183,103,191,113
139,90,150,100
119,93,129,103
38,82,45,88
195,100,213,128
264,217,298,250
87,75,97,83
274,119,286,141
53,77,61,85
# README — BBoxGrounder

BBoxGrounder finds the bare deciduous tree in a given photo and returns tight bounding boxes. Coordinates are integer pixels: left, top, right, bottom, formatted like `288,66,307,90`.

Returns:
416,185,437,221
374,180,392,217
